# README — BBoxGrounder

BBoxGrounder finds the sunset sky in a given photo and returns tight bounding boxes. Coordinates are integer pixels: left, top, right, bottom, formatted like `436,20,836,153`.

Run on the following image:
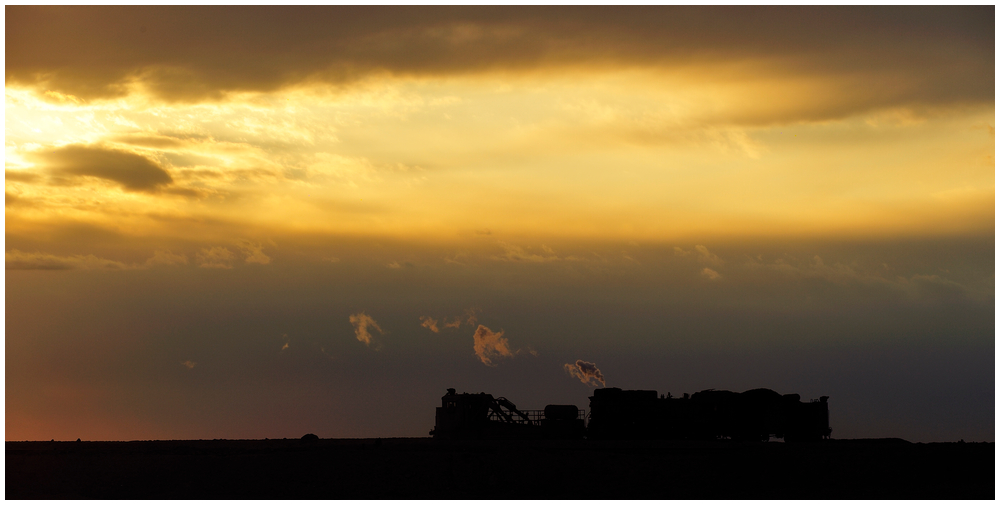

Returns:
6,6,994,442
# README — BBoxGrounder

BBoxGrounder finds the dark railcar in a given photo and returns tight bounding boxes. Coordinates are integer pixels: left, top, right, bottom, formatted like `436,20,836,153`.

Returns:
587,387,832,442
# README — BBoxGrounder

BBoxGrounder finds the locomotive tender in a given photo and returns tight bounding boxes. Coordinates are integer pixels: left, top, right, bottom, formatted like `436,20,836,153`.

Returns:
431,387,831,442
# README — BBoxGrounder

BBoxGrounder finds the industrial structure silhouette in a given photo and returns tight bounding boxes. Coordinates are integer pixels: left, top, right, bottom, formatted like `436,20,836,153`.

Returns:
432,387,831,441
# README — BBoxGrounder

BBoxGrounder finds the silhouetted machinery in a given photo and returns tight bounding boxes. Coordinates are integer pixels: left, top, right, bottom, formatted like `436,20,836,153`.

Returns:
430,388,586,440
587,387,831,442
431,387,831,442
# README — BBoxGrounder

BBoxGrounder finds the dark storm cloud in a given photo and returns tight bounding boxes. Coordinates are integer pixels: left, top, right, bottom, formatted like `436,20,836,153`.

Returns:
29,145,173,192
7,6,992,117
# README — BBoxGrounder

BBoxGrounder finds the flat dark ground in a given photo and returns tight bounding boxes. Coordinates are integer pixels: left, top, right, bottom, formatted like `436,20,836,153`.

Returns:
6,437,993,499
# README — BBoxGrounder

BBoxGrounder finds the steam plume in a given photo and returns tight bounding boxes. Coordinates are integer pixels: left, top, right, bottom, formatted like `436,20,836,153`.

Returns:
564,360,606,387
472,324,513,366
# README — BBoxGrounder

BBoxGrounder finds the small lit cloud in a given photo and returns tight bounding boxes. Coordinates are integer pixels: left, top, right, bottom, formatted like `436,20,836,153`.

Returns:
350,312,384,349
387,261,401,269
196,247,236,269
676,245,723,266
181,360,196,369
701,267,721,280
465,307,481,326
443,253,467,265
472,324,514,366
420,316,440,333
145,250,188,266
695,245,720,262
564,360,606,387
443,317,462,329
237,240,271,265
491,242,560,262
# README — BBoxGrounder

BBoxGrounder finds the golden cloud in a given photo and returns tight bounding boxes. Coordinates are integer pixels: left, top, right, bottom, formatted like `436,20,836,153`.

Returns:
472,324,514,366
350,312,384,348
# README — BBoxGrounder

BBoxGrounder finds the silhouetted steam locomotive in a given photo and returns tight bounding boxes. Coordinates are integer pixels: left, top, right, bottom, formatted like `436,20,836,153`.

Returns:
431,387,831,442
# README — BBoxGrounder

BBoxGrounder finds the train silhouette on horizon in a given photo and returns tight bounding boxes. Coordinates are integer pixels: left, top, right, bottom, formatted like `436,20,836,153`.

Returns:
431,387,832,442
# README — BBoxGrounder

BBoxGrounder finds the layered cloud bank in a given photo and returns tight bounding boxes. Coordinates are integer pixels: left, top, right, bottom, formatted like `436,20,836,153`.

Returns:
5,7,994,248
8,6,991,111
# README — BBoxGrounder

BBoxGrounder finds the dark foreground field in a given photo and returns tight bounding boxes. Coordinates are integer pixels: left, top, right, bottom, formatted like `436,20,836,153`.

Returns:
6,437,993,499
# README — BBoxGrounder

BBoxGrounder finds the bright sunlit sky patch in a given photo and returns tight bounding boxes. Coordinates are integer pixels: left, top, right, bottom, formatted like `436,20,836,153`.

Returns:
6,68,994,242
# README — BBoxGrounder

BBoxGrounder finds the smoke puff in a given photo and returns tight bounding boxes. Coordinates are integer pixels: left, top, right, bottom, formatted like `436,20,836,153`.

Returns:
472,324,513,366
564,360,606,387
350,312,384,347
